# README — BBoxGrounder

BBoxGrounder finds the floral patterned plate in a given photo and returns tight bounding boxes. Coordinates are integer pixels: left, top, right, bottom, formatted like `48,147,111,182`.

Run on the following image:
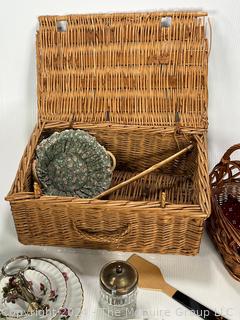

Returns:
35,129,116,198
0,259,67,320
42,258,84,320
0,269,51,319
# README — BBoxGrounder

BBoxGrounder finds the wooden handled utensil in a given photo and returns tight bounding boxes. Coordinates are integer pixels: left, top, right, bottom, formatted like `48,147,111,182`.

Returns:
127,254,228,320
95,144,193,200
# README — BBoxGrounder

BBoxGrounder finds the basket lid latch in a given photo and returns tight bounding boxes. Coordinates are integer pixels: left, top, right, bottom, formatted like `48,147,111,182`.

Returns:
175,111,181,134
68,114,75,128
105,108,111,122
174,111,182,150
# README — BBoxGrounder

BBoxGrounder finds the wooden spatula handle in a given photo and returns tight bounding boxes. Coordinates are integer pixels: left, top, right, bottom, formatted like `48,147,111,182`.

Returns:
172,290,228,320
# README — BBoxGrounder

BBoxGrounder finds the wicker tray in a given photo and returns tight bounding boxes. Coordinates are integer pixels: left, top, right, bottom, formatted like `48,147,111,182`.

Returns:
6,11,210,255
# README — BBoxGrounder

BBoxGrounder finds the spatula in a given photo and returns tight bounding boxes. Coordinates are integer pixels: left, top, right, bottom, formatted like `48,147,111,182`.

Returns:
127,254,227,320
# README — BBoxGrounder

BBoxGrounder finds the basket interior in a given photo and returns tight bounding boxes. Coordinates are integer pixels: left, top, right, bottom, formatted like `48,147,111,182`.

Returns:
23,126,201,205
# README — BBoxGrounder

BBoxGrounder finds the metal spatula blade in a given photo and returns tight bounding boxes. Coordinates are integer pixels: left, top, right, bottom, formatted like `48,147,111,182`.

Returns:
127,254,227,320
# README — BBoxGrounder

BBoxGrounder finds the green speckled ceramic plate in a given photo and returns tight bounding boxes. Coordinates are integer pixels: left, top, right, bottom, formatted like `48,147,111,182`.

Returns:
35,129,115,198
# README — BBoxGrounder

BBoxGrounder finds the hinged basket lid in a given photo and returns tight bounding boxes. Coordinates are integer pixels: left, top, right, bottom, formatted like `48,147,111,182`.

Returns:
36,11,209,129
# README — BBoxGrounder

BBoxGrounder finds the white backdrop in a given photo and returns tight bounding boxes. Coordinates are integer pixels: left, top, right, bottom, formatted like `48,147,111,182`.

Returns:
0,1,240,319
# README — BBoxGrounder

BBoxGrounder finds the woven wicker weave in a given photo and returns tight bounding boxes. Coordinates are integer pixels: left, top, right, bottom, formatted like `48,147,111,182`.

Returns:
6,11,210,255
208,145,240,280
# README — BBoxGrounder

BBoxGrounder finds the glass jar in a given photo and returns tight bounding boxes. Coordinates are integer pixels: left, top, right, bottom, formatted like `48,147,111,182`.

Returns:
99,261,138,319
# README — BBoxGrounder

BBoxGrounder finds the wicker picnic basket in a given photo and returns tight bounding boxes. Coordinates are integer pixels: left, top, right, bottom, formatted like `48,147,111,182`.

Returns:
208,144,240,280
6,11,210,255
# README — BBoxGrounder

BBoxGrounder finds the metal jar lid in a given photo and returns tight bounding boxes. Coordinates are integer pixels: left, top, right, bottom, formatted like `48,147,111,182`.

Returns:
100,261,138,296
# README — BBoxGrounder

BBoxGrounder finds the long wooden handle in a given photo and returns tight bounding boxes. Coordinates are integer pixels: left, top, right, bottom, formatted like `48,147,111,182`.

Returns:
94,144,193,200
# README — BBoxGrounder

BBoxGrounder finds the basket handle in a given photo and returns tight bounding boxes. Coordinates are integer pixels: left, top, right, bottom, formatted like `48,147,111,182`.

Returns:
106,151,116,172
32,160,40,184
72,222,130,244
210,144,240,188
221,144,240,163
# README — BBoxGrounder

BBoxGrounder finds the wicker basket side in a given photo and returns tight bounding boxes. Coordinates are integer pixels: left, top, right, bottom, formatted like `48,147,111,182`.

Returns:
193,133,211,216
6,124,44,200
9,198,205,255
207,144,240,281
